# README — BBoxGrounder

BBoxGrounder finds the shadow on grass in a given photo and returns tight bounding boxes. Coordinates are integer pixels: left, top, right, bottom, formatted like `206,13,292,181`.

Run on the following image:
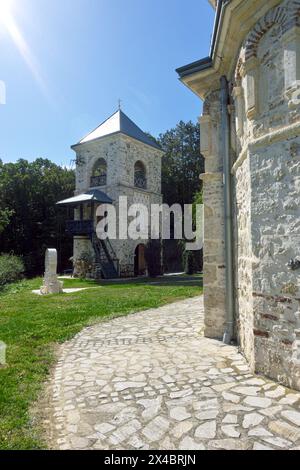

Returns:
96,273,203,288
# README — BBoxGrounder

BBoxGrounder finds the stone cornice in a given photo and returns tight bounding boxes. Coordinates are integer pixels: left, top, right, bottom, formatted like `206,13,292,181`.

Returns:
231,119,300,174
249,120,300,151
116,182,162,198
72,132,164,155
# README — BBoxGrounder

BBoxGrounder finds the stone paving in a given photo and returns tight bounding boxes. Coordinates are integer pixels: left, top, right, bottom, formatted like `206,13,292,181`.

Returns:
43,296,300,450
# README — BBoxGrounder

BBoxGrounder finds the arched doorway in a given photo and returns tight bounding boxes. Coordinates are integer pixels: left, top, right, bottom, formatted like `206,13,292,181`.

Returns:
134,244,146,276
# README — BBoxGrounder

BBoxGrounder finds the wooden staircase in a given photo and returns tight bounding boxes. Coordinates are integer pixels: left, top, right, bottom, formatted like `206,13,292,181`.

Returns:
91,233,119,279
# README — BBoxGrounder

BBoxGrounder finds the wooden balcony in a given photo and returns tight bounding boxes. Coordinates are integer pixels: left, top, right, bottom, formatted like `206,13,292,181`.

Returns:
90,175,106,187
66,220,94,236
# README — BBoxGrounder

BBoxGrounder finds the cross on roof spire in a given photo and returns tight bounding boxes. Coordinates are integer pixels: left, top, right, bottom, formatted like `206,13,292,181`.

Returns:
118,99,122,111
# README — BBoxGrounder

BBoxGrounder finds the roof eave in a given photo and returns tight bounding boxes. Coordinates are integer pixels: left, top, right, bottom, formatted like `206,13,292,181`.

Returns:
176,0,228,98
56,189,113,206
119,133,163,152
176,57,213,79
177,59,221,100
176,0,282,99
71,131,163,153
71,131,122,150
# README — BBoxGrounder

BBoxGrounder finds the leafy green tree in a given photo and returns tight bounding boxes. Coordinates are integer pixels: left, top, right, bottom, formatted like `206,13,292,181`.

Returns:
158,121,204,207
158,121,204,273
0,158,75,276
0,208,13,234
0,160,13,233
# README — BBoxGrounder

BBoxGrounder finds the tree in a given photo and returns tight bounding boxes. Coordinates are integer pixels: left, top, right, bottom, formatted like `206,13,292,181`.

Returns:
0,158,75,276
158,121,204,207
0,160,14,234
158,121,204,273
0,208,13,234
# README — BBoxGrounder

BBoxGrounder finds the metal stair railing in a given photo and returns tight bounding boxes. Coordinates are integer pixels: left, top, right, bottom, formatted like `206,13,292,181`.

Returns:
91,233,119,278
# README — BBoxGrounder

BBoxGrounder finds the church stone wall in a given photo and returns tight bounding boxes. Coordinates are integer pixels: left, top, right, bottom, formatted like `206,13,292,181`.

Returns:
201,0,300,389
200,92,227,339
233,154,254,370
233,0,300,388
249,139,300,389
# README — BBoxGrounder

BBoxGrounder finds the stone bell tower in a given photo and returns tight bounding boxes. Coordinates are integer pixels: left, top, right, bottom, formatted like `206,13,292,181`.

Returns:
57,109,163,278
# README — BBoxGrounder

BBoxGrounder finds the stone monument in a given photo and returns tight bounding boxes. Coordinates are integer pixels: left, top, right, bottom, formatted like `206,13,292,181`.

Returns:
0,341,6,366
40,248,63,295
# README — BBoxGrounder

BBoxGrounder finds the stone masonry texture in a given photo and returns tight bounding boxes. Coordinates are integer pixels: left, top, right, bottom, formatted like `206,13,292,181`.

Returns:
41,297,300,450
73,132,163,277
200,0,300,390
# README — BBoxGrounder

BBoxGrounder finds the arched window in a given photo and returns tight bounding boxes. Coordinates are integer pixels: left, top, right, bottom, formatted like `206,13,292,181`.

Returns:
134,161,147,189
90,158,107,187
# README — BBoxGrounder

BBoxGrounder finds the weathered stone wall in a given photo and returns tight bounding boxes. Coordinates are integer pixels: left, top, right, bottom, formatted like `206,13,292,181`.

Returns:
201,173,226,339
200,0,300,389
74,134,122,193
74,134,162,195
250,139,300,389
233,154,254,369
119,135,162,194
230,0,300,388
73,133,163,277
200,92,227,339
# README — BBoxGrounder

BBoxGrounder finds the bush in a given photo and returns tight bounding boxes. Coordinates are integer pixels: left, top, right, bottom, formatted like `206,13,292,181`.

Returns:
183,248,203,275
145,240,162,278
72,252,94,279
184,250,196,275
0,254,25,287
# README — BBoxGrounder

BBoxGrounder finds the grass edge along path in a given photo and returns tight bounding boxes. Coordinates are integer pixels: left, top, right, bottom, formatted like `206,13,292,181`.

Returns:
0,275,202,450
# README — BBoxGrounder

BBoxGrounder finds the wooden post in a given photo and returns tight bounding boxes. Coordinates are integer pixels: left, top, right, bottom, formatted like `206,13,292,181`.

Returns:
91,201,94,221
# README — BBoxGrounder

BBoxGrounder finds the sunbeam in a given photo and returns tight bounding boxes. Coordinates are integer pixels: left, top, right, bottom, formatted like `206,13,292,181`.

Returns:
0,0,48,97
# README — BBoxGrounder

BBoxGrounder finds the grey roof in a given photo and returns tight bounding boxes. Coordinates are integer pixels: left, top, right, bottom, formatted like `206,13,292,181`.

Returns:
56,189,113,207
74,110,162,151
176,0,230,79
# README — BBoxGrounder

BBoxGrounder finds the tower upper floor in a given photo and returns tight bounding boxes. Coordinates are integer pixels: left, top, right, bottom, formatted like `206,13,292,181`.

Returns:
71,110,163,195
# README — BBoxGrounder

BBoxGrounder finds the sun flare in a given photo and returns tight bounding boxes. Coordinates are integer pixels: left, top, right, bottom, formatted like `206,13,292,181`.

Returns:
0,0,48,96
0,0,15,28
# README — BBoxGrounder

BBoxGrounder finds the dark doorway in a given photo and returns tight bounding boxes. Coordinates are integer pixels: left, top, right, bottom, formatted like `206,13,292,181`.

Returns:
134,244,146,276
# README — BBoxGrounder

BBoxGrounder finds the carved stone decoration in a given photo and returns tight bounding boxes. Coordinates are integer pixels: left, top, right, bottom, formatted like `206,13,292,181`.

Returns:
232,86,244,137
244,5,287,61
40,249,63,295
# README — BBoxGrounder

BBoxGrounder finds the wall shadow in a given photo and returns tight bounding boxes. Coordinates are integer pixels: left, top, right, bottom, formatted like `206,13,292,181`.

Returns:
96,274,203,288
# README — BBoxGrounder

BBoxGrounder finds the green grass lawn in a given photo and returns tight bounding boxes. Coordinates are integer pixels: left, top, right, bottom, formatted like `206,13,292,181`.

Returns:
0,275,202,450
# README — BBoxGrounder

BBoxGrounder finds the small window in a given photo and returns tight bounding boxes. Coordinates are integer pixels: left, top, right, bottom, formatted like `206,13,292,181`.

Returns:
134,161,147,189
90,158,107,186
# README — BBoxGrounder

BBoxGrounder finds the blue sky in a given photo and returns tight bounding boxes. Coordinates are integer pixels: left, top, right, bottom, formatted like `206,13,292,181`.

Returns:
0,0,214,166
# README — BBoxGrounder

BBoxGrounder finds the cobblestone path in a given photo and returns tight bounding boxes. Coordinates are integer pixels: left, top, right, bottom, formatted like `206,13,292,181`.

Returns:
43,296,300,450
